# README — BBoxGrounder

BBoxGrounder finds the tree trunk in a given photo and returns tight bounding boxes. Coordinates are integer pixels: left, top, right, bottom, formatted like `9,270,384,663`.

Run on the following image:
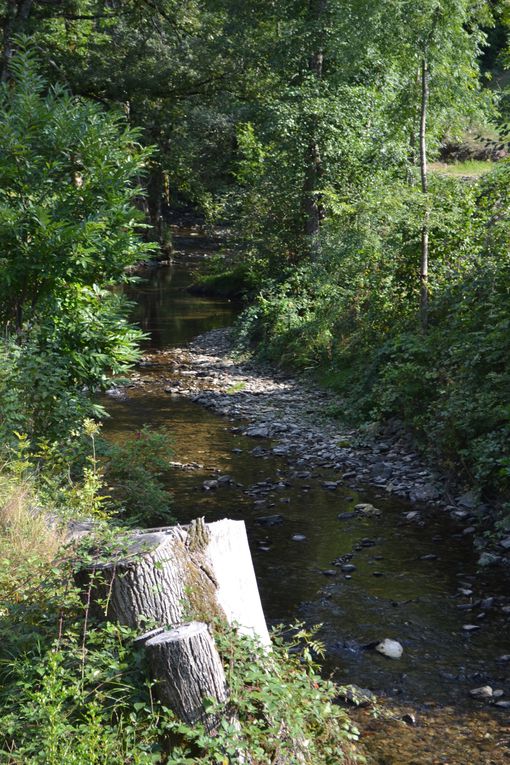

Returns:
419,55,429,331
147,163,164,241
143,622,229,731
1,0,34,82
78,518,270,646
302,0,327,260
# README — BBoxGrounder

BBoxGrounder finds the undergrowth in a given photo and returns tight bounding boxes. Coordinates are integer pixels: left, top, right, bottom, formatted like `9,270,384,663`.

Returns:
0,470,361,764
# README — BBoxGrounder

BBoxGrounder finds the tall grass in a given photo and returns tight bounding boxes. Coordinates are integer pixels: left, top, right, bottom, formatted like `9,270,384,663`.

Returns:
0,475,64,608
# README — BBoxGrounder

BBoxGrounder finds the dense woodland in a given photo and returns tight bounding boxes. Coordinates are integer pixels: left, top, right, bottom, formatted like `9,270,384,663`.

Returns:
1,1,510,762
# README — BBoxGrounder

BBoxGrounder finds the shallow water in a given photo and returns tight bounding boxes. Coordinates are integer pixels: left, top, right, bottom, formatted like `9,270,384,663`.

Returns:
103,245,510,715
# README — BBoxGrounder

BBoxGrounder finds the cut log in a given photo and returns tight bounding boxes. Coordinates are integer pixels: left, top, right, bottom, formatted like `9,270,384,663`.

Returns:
144,622,228,732
78,518,270,646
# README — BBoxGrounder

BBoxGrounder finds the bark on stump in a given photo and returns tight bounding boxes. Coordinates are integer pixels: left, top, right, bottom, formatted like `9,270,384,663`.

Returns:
78,518,270,646
142,622,229,732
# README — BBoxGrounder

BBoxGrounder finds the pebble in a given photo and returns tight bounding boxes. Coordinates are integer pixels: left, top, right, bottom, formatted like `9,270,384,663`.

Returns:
291,533,306,542
462,624,481,631
405,511,420,521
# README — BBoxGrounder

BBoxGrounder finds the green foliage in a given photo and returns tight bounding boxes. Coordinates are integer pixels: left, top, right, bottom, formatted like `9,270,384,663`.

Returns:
189,262,258,299
0,47,152,456
161,624,360,765
237,162,510,529
0,46,153,331
100,426,175,526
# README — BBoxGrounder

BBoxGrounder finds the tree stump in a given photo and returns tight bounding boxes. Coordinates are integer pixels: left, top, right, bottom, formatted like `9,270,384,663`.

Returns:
144,622,229,732
78,518,270,646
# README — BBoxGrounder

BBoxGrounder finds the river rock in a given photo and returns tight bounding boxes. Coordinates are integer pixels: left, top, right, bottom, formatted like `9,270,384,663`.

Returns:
244,425,271,438
341,563,356,573
462,624,481,631
291,533,306,542
337,684,376,707
375,639,403,659
410,483,440,502
478,552,501,566
495,700,510,709
255,514,284,527
322,481,340,490
499,537,510,550
272,445,291,455
469,685,493,699
355,503,382,516
337,511,356,521
456,491,478,509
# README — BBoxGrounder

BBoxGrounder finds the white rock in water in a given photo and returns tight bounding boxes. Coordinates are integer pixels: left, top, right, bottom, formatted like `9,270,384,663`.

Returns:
375,639,403,659
469,685,493,699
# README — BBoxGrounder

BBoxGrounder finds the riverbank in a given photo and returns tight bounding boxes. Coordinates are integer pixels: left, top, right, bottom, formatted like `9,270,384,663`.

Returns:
132,326,509,568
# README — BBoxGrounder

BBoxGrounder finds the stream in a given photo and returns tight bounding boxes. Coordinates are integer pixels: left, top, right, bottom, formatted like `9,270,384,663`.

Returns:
103,227,510,764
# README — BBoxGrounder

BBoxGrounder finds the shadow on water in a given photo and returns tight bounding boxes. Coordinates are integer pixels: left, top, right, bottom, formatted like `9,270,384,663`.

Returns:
127,261,238,348
103,254,510,712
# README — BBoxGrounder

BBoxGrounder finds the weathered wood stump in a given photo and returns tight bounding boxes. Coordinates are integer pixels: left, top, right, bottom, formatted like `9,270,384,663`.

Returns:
143,622,229,732
77,518,269,758
78,518,270,645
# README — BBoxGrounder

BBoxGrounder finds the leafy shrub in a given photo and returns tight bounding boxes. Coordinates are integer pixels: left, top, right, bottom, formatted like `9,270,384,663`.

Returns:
100,426,175,526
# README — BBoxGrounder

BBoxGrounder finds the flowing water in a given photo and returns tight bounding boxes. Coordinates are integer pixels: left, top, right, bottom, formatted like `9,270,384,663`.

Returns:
102,229,510,761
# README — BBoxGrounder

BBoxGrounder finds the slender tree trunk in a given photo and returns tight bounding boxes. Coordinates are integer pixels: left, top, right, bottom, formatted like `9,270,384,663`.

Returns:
419,55,429,331
1,0,34,82
302,0,327,260
147,163,164,241
303,139,322,241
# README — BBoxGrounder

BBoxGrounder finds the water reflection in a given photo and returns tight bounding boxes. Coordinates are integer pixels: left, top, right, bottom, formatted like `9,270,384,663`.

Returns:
127,262,238,349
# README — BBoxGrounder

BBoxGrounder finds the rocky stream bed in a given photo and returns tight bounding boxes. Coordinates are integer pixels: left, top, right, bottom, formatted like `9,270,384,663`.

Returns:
102,254,510,764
